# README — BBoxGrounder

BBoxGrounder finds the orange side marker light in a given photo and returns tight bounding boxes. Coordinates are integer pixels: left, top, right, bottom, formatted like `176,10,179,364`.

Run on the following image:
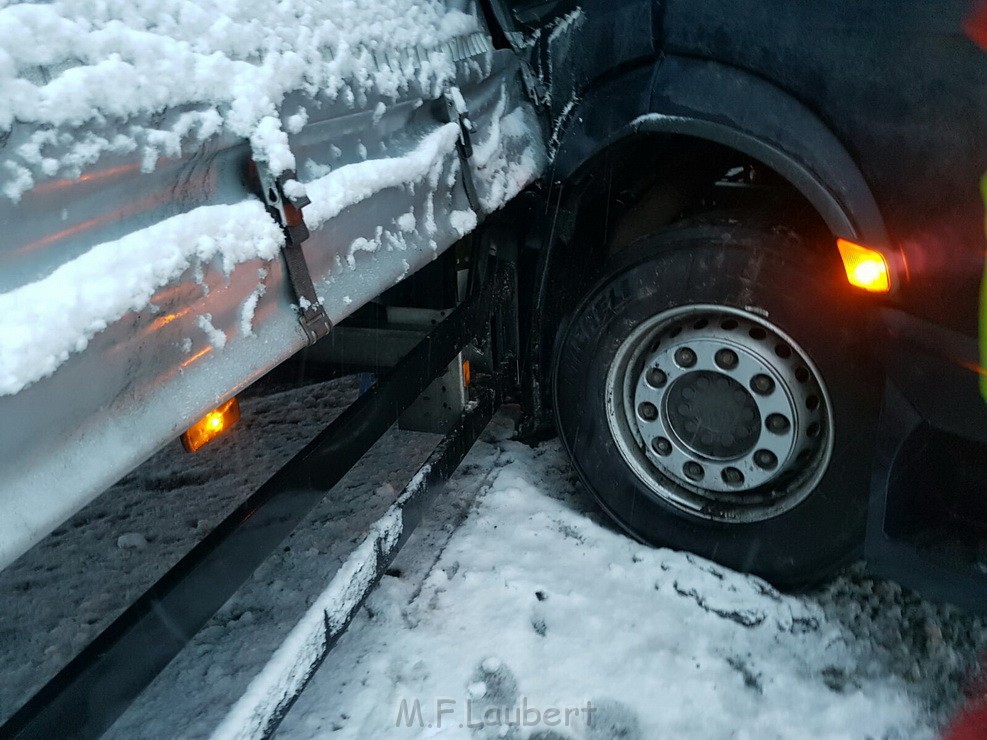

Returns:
836,238,891,293
462,359,471,387
181,397,240,452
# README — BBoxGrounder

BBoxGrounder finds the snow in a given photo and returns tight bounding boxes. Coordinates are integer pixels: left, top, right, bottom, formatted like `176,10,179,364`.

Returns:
303,122,460,231
0,2,544,398
213,508,404,740
285,109,309,135
282,179,308,202
0,199,283,396
471,103,543,213
0,378,983,737
198,313,228,350
549,96,579,156
424,192,438,235
275,432,966,739
115,532,148,550
449,86,469,117
0,0,480,198
449,208,478,236
239,273,268,337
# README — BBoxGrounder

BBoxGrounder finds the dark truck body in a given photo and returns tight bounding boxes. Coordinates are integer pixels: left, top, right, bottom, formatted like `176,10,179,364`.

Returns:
660,1,987,440
492,0,986,605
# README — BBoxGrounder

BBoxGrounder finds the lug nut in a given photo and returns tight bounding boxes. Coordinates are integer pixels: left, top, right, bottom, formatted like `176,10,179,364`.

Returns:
647,368,667,388
722,467,744,485
683,461,704,480
674,347,697,368
751,374,775,395
714,349,739,370
754,449,778,469
766,413,790,433
638,402,658,421
652,437,672,456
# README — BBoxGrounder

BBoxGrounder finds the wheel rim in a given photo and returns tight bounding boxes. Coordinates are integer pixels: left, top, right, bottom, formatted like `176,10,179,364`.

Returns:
604,305,834,523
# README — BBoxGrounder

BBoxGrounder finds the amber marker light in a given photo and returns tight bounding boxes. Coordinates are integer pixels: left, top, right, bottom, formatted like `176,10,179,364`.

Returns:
462,359,471,387
181,397,240,452
836,238,891,293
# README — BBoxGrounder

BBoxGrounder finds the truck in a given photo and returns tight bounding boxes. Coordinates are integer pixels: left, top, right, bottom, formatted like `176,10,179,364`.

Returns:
1,1,985,728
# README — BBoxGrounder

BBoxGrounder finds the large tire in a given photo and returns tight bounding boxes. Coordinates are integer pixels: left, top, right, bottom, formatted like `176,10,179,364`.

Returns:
552,218,880,587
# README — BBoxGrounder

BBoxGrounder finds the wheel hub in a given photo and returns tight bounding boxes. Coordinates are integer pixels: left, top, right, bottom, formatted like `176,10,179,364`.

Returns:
607,305,834,522
664,371,761,459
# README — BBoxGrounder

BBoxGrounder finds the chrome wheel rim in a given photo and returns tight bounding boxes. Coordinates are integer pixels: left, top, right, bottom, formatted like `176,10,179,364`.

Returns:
605,305,834,523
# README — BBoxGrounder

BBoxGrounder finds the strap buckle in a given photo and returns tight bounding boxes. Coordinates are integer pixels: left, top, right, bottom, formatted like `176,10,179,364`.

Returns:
254,164,332,344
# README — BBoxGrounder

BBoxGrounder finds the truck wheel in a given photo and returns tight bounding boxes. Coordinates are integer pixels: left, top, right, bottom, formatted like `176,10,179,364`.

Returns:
552,218,879,586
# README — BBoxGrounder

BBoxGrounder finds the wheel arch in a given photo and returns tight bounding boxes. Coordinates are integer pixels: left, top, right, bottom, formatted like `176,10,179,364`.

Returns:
525,54,890,429
551,54,889,247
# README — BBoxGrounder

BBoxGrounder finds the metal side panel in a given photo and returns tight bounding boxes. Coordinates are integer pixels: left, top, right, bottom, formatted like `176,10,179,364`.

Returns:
0,39,543,570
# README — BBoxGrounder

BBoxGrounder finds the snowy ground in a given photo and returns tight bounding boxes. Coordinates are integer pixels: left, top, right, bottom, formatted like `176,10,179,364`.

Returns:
274,417,987,739
1,376,985,738
0,375,355,716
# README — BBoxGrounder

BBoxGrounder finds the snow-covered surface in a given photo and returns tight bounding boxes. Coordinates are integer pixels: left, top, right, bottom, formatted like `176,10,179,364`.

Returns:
2,378,983,737
0,199,283,396
0,63,543,572
0,14,545,403
472,103,542,214
0,111,474,397
0,0,478,199
273,427,987,739
305,123,461,231
0,0,525,399
213,505,404,740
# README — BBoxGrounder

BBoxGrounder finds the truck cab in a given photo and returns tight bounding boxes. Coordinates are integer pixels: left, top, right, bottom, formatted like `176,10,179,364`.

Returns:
491,0,987,607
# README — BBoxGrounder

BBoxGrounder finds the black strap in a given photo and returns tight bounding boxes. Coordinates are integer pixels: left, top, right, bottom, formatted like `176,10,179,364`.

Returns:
445,92,482,214
256,166,332,344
